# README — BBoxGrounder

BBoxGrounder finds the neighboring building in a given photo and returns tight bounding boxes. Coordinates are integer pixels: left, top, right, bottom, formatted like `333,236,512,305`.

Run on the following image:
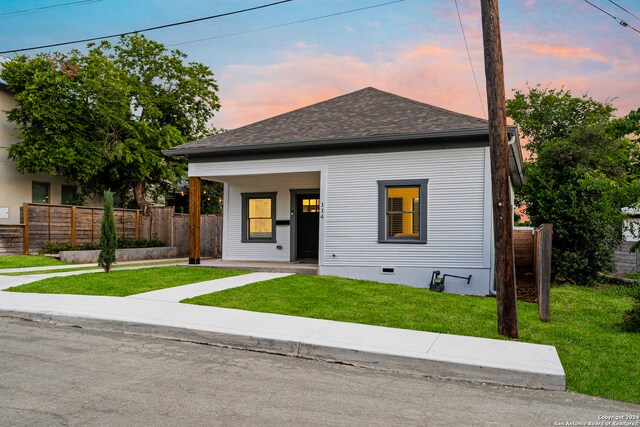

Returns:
166,87,525,295
615,206,640,274
622,206,640,242
0,83,89,226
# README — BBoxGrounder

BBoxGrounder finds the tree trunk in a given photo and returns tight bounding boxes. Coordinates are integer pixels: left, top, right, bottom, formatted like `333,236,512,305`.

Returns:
133,181,148,212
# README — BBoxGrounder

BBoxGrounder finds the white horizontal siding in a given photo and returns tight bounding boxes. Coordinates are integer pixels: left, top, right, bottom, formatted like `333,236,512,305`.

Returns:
323,149,485,268
194,146,488,269
223,172,320,261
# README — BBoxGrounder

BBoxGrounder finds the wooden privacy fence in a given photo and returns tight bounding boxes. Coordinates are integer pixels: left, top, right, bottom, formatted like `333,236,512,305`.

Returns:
513,224,553,321
21,203,140,253
0,224,24,255
614,241,639,274
20,203,222,258
534,224,553,322
174,214,222,258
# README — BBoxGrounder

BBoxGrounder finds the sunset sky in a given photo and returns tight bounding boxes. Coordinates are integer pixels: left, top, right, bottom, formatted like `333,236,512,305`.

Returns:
1,0,639,130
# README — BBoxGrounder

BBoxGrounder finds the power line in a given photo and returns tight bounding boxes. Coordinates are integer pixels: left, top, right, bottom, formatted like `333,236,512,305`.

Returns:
0,0,103,17
168,0,404,47
454,0,485,119
608,0,640,22
581,0,640,34
0,0,293,55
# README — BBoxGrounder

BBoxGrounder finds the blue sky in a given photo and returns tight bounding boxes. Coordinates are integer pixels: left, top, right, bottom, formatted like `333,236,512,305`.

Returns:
1,0,639,129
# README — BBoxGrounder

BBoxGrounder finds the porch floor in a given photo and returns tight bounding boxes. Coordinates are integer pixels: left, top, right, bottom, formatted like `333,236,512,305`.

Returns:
194,259,318,275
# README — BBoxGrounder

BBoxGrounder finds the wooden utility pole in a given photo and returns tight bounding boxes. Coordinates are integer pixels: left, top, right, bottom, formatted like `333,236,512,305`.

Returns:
480,0,519,338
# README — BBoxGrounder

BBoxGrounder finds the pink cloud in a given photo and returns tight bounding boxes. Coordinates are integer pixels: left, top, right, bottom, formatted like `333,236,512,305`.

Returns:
402,45,451,60
214,46,487,129
519,43,608,62
210,1,639,130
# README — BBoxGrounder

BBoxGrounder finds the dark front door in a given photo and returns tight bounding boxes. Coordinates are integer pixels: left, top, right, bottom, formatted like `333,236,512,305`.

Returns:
296,194,320,260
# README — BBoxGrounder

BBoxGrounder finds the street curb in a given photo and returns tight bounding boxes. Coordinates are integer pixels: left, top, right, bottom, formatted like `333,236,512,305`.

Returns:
1,309,566,391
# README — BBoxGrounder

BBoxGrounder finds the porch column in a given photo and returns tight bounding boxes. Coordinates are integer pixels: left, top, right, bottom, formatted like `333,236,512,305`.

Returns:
189,176,201,264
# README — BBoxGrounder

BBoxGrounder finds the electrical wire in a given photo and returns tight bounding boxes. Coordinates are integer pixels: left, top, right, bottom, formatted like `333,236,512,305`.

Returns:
0,0,103,17
608,0,640,22
581,0,640,34
0,0,293,55
168,0,404,47
454,0,486,119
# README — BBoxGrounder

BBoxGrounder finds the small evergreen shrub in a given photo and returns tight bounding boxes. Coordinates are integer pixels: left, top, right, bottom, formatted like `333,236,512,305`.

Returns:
98,191,117,273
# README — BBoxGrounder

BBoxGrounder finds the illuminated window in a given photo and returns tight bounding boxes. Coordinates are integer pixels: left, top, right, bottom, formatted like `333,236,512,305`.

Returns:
378,179,428,243
241,193,276,242
301,198,320,213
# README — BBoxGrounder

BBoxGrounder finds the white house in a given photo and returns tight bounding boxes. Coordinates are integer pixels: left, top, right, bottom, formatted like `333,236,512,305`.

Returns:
165,88,525,295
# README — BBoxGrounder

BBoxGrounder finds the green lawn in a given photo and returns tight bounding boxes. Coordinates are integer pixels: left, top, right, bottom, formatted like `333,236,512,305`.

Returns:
0,255,68,269
1,259,189,276
5,267,247,296
183,275,640,404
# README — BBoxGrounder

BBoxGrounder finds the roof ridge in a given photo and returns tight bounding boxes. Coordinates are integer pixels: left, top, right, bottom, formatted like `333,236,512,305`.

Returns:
363,86,487,123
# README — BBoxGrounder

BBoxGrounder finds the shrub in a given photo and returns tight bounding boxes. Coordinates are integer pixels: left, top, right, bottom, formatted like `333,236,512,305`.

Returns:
38,238,165,254
39,241,99,254
98,191,118,273
621,287,640,332
116,236,165,249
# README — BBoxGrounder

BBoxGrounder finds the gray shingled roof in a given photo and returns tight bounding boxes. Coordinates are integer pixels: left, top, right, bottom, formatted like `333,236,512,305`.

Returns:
167,87,488,155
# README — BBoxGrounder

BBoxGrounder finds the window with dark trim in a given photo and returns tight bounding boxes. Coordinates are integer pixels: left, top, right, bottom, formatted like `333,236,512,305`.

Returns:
378,179,428,243
32,182,50,204
61,185,77,205
241,192,277,243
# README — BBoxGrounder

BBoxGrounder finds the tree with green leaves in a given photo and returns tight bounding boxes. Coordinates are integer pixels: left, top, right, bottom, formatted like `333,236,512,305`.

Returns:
0,34,220,209
507,85,640,284
98,190,117,273
507,84,615,155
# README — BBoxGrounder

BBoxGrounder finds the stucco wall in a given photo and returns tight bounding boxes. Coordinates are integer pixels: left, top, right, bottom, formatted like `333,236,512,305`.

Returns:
0,88,98,225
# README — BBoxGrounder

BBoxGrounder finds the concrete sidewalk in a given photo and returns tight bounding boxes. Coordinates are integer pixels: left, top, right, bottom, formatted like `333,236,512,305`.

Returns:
129,272,292,302
0,272,566,391
0,258,187,274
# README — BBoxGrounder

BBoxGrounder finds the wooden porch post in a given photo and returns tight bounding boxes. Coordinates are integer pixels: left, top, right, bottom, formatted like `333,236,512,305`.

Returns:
189,177,201,264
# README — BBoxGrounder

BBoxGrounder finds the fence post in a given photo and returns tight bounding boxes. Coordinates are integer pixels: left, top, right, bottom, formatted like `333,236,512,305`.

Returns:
536,223,553,322
91,209,94,243
135,210,141,240
47,205,51,242
70,206,77,245
22,203,29,254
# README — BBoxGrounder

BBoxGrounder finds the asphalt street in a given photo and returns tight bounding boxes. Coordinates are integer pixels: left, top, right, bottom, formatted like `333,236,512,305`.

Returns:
0,317,638,426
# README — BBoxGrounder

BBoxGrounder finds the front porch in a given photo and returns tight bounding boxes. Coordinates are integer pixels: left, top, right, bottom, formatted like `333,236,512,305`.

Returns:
187,170,323,266
197,259,318,275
